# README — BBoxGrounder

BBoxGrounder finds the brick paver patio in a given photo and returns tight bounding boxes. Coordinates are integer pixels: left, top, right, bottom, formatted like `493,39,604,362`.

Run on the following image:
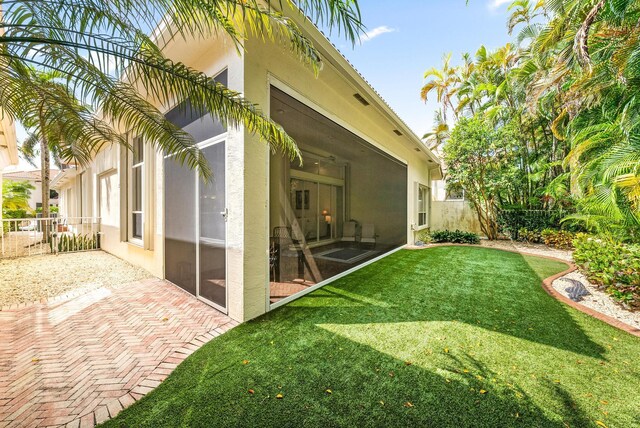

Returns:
0,278,237,427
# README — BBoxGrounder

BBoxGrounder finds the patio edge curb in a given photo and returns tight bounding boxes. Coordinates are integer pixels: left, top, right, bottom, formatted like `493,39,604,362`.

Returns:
408,243,640,338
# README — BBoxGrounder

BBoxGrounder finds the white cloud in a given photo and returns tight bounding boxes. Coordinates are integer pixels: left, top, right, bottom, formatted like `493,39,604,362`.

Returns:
488,0,511,9
360,25,396,43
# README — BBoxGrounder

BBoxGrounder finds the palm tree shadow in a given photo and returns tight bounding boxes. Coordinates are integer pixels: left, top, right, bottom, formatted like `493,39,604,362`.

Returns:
105,320,595,428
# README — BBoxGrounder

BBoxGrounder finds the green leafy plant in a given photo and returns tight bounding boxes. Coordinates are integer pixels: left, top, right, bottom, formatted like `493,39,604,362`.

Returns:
53,232,100,253
443,117,520,240
540,229,575,250
2,180,35,233
415,229,432,245
2,0,364,183
431,229,480,245
516,228,542,244
573,235,639,310
498,210,569,240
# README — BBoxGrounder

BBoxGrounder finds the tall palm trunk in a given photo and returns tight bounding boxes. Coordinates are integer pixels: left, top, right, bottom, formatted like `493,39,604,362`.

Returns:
39,113,51,243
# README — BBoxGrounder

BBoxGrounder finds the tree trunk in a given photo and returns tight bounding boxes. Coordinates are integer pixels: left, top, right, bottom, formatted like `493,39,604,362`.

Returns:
575,0,606,72
39,118,51,244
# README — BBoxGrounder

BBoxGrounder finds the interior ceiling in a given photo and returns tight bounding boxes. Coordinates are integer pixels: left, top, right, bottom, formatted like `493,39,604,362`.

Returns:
270,87,403,166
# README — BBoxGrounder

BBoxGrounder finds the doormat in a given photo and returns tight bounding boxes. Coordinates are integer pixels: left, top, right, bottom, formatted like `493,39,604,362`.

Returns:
315,248,377,264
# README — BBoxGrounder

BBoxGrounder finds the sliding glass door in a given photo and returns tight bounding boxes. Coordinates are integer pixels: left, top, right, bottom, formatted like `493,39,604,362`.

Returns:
289,176,344,245
164,70,228,312
198,142,226,308
164,140,227,312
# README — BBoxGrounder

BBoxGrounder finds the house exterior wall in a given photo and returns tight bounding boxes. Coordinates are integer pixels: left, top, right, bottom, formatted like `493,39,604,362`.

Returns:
242,31,435,320
51,17,439,323
161,34,246,319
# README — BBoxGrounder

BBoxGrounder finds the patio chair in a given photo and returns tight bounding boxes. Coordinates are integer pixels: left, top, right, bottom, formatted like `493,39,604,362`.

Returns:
341,221,357,243
360,223,376,248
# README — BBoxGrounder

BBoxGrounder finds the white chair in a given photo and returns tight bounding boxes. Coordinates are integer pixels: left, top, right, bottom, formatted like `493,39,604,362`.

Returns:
341,221,357,243
360,224,376,248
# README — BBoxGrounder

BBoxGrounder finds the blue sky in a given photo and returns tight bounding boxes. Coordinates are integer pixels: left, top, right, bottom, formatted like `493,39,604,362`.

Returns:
325,0,513,137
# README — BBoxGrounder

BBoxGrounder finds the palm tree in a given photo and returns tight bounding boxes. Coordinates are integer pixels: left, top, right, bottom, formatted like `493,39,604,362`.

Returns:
421,53,460,122
13,67,123,241
507,0,545,35
422,109,450,154
0,1,364,179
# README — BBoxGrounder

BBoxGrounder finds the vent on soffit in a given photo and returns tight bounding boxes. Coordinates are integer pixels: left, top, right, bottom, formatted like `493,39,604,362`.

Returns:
393,129,403,136
353,93,370,106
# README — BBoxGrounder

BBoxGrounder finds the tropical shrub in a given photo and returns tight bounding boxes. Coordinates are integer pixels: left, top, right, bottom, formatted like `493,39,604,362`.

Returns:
573,236,640,310
516,228,542,244
541,229,575,250
50,233,100,253
431,229,480,245
443,117,520,240
415,230,432,245
498,209,567,240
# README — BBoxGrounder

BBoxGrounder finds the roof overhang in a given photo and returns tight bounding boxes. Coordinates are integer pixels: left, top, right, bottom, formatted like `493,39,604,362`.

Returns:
282,7,443,174
50,168,77,190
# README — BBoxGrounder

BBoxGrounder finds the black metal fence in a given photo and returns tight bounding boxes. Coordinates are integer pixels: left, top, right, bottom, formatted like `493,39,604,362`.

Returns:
497,209,568,240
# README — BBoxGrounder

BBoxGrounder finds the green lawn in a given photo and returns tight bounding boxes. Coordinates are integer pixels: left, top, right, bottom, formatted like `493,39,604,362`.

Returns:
103,247,640,428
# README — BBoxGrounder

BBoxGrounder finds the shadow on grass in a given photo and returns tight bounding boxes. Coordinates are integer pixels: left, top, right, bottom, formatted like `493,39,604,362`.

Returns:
290,246,606,359
102,321,591,428
102,246,615,427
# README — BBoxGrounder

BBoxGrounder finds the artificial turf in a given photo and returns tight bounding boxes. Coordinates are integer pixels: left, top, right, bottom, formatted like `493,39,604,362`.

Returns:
103,246,640,427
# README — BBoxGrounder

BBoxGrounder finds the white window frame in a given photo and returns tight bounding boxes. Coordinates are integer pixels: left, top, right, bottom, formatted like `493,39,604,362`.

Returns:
417,184,430,229
128,135,144,246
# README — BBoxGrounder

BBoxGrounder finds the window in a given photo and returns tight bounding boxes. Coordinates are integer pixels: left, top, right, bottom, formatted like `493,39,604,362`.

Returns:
417,184,430,227
130,135,144,242
446,183,464,200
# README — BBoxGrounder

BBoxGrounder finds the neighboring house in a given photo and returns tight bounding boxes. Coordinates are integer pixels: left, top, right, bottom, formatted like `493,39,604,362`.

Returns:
2,169,60,212
0,112,20,216
53,7,443,323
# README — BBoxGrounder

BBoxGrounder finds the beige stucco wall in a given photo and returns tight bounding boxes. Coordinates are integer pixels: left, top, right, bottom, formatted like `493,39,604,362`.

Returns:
431,200,483,235
430,179,483,235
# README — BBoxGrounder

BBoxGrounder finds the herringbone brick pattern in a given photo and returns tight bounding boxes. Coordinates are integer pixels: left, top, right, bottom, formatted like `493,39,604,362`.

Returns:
0,278,237,427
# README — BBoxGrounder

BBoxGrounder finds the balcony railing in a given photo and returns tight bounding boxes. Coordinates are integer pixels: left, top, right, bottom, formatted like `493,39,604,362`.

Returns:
1,217,101,258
